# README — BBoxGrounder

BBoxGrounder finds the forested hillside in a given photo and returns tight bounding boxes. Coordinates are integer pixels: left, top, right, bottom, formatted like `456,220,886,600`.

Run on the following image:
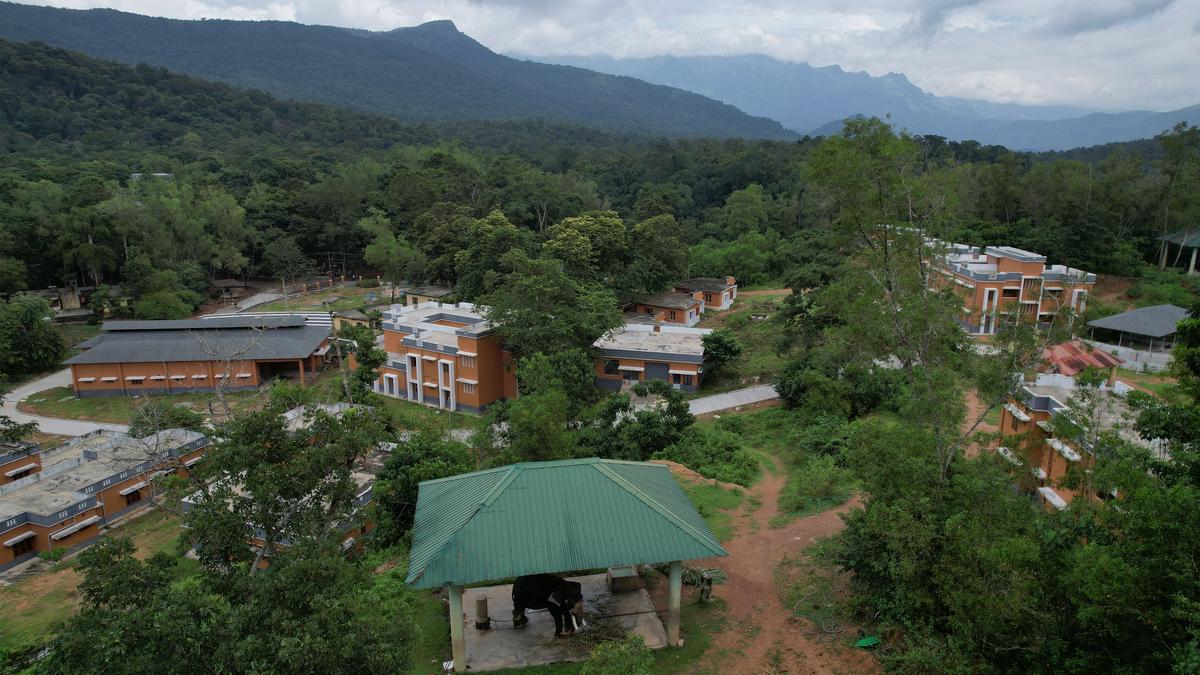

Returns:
0,2,794,140
2,39,1198,320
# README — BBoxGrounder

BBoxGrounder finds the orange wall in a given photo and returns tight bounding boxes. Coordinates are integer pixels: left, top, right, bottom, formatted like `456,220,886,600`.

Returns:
0,454,41,485
71,359,264,394
377,330,516,409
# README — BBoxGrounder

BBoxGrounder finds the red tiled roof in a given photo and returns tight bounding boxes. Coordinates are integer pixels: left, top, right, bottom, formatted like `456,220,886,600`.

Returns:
1041,340,1123,376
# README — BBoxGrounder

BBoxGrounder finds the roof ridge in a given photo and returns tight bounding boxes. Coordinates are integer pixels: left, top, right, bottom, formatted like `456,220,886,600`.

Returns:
592,462,726,557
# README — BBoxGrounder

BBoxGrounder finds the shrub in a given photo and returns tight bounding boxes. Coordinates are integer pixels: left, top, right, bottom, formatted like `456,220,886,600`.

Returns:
778,455,852,514
355,277,381,288
654,427,758,486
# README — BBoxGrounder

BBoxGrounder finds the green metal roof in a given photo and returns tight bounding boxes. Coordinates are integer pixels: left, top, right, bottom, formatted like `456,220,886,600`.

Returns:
405,458,728,588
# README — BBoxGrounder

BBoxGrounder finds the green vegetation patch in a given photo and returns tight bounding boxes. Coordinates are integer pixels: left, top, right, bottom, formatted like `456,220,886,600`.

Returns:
17,386,259,425
694,295,789,393
683,482,744,543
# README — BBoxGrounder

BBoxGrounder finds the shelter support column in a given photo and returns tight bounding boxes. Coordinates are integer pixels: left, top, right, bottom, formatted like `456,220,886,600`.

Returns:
297,359,306,386
448,584,466,672
667,560,682,647
1190,248,1197,276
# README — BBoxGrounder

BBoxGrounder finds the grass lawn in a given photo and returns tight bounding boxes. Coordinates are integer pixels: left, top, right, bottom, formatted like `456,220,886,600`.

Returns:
1117,367,1179,398
18,386,263,425
683,482,745,542
379,396,481,432
254,285,393,314
695,295,790,394
0,509,190,652
57,322,102,357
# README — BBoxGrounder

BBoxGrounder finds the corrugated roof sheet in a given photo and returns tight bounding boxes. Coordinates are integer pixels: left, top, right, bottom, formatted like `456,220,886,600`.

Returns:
65,321,329,365
1159,229,1200,248
1042,340,1123,376
1086,304,1190,338
676,277,735,293
406,458,727,588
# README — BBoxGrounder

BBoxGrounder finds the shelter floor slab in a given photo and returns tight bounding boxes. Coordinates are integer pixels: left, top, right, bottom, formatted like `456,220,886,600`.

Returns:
460,573,666,672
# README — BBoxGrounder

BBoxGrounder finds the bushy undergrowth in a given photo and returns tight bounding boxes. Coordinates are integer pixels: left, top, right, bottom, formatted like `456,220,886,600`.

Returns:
654,426,759,486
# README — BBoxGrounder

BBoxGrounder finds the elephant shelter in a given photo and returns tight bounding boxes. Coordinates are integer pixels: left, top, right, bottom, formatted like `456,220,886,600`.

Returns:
405,458,728,673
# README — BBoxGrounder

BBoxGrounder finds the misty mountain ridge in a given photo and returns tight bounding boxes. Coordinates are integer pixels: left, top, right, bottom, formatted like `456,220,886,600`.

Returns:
0,3,794,140
534,52,1199,150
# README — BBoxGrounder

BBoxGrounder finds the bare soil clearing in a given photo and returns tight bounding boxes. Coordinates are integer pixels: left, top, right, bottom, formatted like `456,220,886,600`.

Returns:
667,461,877,674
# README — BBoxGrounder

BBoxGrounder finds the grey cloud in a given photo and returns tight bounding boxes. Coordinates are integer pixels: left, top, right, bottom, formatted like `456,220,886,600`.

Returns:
902,0,986,37
1044,0,1174,35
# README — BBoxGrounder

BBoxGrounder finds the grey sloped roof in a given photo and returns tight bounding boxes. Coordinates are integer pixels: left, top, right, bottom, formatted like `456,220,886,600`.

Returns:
65,321,329,365
102,317,306,331
1087,304,1190,338
639,292,699,310
676,277,735,293
1159,229,1200,248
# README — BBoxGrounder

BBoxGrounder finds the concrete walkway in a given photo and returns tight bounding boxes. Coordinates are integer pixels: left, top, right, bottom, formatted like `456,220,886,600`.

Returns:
688,384,779,416
2,369,128,436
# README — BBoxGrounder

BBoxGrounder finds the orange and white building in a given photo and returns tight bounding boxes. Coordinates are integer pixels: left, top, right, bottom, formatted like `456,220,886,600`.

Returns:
938,245,1095,335
593,323,709,393
374,302,517,413
65,316,331,397
630,292,704,327
0,429,209,570
674,277,738,312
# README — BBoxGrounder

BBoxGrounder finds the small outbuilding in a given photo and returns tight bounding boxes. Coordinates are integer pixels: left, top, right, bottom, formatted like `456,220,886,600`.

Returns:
1086,304,1190,352
406,458,727,672
1158,228,1200,275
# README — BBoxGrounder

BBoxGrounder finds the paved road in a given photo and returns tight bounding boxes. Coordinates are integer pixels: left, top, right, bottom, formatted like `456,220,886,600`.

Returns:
688,384,780,416
2,369,128,436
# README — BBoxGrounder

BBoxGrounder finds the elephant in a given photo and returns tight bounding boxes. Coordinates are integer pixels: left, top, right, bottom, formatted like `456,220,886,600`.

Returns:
512,574,585,637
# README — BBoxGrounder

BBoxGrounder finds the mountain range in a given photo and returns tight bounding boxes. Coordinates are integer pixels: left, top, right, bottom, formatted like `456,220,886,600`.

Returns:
535,53,1200,150
1,1,1197,150
0,2,793,140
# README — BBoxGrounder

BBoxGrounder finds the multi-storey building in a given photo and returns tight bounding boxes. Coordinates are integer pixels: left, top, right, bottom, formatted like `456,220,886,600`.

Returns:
0,429,209,570
938,244,1095,335
374,302,517,412
674,277,738,312
65,316,331,396
593,324,709,393
630,292,704,327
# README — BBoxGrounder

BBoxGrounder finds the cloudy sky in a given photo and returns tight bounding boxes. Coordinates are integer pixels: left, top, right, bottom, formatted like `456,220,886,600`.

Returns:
16,0,1200,110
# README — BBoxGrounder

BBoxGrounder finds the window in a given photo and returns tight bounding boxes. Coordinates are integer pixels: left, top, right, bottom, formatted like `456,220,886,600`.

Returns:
10,538,33,557
704,293,713,303
643,307,654,315
671,374,694,386
603,360,620,375
622,369,640,382
124,491,143,507
459,355,476,368
668,310,677,321
1001,288,1021,299
461,382,476,395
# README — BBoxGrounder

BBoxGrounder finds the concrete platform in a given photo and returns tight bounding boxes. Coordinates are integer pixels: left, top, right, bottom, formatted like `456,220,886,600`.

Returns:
459,573,667,672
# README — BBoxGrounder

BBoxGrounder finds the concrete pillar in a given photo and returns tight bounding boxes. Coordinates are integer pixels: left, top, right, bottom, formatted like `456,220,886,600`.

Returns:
667,560,682,647
448,585,466,672
1161,241,1169,268
297,359,306,386
1190,247,1197,276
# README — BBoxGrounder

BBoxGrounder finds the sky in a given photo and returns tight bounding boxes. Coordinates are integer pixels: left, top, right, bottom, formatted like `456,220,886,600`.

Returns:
15,0,1200,111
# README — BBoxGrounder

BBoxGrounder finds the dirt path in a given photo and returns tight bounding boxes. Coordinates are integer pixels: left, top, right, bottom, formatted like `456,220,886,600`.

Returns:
697,468,878,674
962,389,999,458
739,288,793,297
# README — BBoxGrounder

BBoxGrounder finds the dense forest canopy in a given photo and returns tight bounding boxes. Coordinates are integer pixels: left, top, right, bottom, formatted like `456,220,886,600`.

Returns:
2,39,1198,315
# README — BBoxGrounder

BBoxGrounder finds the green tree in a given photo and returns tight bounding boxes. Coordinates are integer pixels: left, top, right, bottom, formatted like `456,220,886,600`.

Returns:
481,250,622,357
359,210,424,302
0,293,66,379
371,432,473,543
701,329,742,377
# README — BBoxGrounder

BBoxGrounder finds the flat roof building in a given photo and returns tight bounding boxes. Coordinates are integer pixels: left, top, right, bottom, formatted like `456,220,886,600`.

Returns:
937,244,1095,336
593,324,710,393
403,285,454,306
375,302,516,413
0,429,209,570
64,316,331,396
